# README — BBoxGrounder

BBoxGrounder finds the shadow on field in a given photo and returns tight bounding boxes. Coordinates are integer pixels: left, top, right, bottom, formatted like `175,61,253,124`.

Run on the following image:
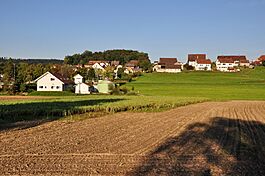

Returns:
0,98,123,131
130,117,265,175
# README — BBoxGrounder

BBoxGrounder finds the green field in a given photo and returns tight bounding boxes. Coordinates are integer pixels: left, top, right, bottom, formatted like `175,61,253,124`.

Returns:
1,67,265,124
0,95,205,124
127,67,265,100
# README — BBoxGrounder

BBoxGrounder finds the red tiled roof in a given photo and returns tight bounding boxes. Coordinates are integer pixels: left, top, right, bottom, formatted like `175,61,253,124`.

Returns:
196,59,211,64
52,73,74,84
217,58,235,63
240,60,250,63
217,56,247,62
159,58,178,65
258,55,265,62
188,54,206,61
158,58,181,69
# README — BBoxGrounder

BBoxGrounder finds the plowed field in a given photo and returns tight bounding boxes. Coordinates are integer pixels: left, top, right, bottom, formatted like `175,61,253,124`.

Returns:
1,101,265,175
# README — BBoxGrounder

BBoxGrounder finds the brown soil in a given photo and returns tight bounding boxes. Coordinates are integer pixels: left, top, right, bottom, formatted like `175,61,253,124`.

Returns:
1,101,265,175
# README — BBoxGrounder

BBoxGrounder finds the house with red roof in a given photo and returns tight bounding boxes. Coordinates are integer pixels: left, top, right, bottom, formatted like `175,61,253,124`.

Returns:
188,54,207,67
216,55,249,72
194,58,212,71
153,58,182,73
187,54,212,71
254,55,265,65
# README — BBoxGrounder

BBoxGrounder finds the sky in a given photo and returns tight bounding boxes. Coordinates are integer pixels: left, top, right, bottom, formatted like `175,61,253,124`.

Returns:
0,0,265,62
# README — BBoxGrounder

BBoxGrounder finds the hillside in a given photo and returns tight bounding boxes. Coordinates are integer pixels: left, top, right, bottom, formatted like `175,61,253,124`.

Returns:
127,67,265,100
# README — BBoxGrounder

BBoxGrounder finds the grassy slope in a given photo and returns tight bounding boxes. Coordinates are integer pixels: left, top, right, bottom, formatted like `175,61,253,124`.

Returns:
127,67,265,100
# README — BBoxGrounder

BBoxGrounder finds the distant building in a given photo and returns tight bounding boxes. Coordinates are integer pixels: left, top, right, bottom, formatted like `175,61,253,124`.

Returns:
187,54,212,71
73,74,98,94
125,60,139,68
216,56,249,72
154,58,182,73
188,54,207,67
255,55,265,65
194,59,212,71
35,72,74,91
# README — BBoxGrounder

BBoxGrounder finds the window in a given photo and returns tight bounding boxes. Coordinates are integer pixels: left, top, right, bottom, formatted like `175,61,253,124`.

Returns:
51,78,55,81
39,86,43,89
51,86,54,89
56,86,60,89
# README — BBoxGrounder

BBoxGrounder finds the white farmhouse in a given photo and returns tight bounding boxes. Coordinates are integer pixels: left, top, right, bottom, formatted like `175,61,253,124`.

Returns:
216,58,238,72
216,56,249,72
35,72,74,91
188,54,206,67
194,59,212,71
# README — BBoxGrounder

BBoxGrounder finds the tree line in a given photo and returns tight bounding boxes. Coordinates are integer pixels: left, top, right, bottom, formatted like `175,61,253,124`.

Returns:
0,57,63,65
64,49,151,66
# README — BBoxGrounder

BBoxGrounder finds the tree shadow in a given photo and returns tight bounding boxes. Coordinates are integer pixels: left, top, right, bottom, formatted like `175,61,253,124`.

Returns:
130,117,265,175
0,98,124,131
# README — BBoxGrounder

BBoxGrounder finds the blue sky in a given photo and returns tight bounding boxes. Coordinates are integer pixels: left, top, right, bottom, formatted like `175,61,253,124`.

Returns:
0,0,265,62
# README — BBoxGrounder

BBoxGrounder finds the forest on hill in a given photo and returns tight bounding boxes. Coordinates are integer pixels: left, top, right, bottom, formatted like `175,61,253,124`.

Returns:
64,49,151,66
0,57,63,65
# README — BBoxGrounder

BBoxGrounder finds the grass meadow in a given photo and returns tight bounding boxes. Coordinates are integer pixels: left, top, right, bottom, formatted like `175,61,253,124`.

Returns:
1,67,265,124
127,67,265,100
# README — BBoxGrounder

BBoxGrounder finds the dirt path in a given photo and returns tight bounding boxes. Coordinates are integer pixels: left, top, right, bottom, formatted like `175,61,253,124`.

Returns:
1,101,265,175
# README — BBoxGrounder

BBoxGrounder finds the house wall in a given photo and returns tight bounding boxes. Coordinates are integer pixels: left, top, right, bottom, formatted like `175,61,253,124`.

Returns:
195,64,211,71
240,63,250,67
188,61,196,67
75,83,90,94
216,61,238,72
74,75,83,84
37,73,63,91
156,68,182,73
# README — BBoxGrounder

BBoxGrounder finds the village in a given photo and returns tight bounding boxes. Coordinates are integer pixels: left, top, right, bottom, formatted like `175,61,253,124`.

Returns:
1,53,265,95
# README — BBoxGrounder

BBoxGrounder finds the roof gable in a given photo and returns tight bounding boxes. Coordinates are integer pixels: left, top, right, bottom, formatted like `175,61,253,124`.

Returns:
35,72,74,84
196,59,211,64
188,54,206,61
258,55,265,61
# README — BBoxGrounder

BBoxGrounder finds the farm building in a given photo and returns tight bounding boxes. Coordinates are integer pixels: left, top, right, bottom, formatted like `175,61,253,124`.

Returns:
255,55,265,65
74,74,98,94
125,60,139,68
194,59,212,71
188,54,207,67
154,58,182,73
35,72,74,91
187,54,212,71
216,56,249,72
